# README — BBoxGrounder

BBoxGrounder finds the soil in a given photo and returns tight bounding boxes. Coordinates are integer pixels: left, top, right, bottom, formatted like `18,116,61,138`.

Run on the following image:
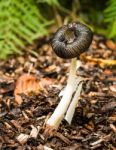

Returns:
0,34,116,150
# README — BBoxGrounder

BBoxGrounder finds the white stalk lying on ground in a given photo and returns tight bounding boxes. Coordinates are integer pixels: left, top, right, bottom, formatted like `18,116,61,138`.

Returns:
46,58,80,129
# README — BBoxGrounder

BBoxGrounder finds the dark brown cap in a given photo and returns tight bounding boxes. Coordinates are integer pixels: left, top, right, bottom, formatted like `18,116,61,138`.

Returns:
51,22,93,59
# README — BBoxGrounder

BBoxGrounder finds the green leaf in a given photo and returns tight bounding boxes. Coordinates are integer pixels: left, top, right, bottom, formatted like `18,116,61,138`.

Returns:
104,0,116,39
109,20,116,38
0,0,53,58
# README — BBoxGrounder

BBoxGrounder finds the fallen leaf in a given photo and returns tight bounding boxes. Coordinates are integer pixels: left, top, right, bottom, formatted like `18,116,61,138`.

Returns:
14,74,42,105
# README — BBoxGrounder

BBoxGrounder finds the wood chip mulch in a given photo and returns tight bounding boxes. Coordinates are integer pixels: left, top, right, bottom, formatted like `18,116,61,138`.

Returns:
0,35,116,150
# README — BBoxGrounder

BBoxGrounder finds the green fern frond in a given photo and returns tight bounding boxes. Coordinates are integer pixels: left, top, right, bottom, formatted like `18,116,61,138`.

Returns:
0,0,52,58
104,0,116,39
36,0,60,6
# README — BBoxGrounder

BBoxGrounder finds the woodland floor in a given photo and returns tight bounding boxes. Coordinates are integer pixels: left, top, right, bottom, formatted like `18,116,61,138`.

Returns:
0,34,116,150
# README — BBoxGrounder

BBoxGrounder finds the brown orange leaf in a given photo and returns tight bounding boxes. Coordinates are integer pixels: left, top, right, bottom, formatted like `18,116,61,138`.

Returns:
14,74,42,105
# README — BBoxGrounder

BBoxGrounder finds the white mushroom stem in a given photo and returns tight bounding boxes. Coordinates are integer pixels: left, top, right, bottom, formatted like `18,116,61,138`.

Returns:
65,78,83,124
46,58,82,129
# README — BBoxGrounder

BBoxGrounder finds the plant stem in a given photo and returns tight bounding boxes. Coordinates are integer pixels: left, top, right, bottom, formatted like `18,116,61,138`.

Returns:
65,78,83,124
46,58,77,129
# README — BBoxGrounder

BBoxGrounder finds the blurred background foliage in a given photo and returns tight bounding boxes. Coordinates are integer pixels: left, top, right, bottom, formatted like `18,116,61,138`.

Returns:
0,0,116,58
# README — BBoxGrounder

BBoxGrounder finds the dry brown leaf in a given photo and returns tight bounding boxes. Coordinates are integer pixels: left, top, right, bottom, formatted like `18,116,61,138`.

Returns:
81,55,116,67
14,74,42,105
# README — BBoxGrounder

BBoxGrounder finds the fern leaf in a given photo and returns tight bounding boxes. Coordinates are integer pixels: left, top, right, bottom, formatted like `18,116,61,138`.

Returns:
104,0,116,39
0,0,52,58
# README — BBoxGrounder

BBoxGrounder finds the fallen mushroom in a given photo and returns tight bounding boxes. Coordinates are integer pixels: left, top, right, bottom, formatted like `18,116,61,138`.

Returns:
46,22,93,132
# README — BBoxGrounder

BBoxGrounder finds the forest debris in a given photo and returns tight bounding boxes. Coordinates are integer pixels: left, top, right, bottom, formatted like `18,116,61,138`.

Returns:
2,98,11,109
40,77,55,88
55,132,71,145
109,114,116,123
44,65,56,72
0,75,14,83
14,74,43,105
37,144,44,150
0,83,14,94
92,40,97,49
90,139,103,146
4,122,12,129
81,55,116,66
16,133,30,144
44,146,54,150
16,125,42,144
37,145,54,150
110,124,116,133
99,42,106,49
30,125,41,138
106,40,116,51
90,134,111,147
0,76,14,94
101,101,116,112
103,69,113,75
85,121,94,131
0,34,116,149
110,85,116,92
10,120,22,131
110,145,116,150
90,143,102,150
25,109,33,117
22,111,29,121
61,144,81,150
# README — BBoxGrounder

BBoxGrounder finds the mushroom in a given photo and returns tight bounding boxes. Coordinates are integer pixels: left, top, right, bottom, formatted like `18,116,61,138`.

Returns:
46,22,93,132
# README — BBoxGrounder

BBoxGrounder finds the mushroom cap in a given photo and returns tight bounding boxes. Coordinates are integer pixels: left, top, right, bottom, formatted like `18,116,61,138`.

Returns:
51,22,93,59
